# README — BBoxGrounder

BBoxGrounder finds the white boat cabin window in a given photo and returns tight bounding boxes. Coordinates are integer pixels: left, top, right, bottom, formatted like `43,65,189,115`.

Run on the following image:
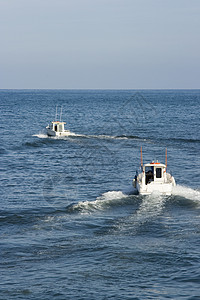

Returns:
156,168,162,178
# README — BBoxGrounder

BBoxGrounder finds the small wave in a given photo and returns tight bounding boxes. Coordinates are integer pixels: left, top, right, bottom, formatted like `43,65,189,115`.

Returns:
90,134,119,139
0,206,60,224
172,185,200,203
159,137,200,144
33,133,49,139
0,212,36,225
67,191,129,214
0,147,7,155
24,136,59,147
116,135,141,139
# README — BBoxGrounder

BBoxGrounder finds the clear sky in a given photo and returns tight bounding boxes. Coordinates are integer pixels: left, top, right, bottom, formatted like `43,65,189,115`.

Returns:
0,0,200,89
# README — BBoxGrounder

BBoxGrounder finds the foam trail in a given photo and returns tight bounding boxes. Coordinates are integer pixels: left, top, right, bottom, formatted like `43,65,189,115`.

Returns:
70,191,128,214
135,193,166,222
115,193,166,234
172,185,200,203
88,134,129,140
83,134,142,140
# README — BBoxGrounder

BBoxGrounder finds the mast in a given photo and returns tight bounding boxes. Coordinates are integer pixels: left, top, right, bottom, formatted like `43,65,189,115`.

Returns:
60,106,62,121
165,148,167,169
55,105,58,121
140,146,143,168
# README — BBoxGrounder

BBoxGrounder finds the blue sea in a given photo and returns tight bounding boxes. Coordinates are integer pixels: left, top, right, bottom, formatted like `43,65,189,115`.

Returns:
0,89,200,300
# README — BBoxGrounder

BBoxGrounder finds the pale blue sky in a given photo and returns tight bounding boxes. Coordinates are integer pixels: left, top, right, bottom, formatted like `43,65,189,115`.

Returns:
0,0,200,89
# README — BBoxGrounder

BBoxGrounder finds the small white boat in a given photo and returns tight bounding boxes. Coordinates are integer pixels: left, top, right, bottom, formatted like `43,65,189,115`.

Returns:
46,121,71,137
46,106,71,137
133,147,176,195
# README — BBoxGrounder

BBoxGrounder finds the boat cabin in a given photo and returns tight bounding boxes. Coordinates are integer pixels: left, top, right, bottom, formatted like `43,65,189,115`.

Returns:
50,121,66,133
143,162,166,185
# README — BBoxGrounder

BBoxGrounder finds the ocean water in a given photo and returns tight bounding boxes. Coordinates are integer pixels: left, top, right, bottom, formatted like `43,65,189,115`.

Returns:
0,89,200,300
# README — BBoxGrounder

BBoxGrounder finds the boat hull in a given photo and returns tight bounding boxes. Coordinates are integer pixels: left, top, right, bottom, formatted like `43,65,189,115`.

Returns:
46,128,71,137
136,181,175,196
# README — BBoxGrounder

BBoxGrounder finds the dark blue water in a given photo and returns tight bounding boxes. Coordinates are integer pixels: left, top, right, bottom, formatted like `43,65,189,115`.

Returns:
0,90,200,299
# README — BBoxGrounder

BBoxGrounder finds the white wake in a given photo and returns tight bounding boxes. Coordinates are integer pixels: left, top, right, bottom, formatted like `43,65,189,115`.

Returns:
172,184,200,203
33,132,139,140
71,191,128,214
115,193,166,233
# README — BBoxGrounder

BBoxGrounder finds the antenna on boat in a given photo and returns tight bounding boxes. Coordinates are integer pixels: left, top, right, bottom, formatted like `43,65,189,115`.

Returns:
55,105,58,121
140,146,143,168
165,148,167,169
60,106,62,121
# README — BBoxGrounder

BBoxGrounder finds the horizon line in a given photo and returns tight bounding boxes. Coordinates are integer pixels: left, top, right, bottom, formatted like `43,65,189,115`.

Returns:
0,88,200,91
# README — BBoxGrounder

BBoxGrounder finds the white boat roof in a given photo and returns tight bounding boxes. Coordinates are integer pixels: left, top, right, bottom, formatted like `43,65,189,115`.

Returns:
51,121,66,124
144,162,166,168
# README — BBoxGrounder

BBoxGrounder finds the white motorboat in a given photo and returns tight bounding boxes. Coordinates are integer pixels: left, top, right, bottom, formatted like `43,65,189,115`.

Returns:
133,147,176,195
46,106,71,137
